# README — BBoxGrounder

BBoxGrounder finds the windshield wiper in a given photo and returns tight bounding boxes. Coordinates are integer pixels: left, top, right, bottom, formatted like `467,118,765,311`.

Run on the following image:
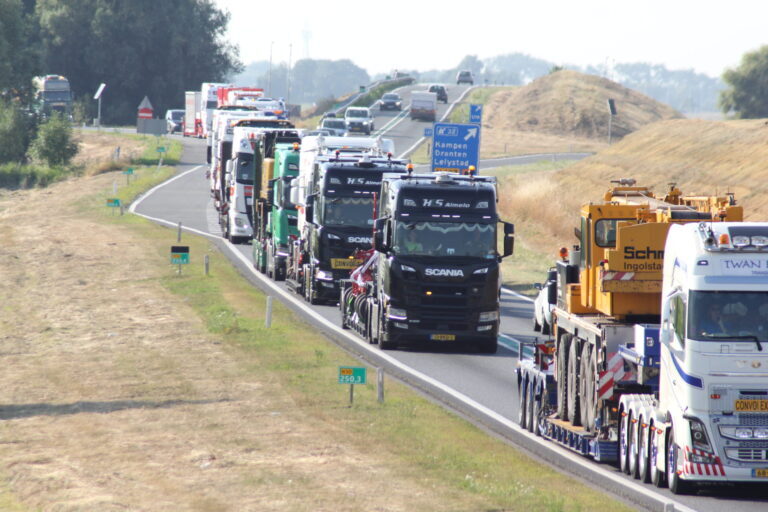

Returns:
702,333,763,351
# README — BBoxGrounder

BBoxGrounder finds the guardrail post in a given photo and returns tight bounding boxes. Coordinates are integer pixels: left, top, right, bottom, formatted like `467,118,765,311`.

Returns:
265,296,273,328
377,367,385,403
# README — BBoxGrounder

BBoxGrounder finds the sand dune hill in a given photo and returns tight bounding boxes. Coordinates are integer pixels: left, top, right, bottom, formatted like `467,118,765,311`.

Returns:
480,70,683,156
499,118,768,256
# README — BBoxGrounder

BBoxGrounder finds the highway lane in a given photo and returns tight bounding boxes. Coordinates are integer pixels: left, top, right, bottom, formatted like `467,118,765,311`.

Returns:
129,104,768,512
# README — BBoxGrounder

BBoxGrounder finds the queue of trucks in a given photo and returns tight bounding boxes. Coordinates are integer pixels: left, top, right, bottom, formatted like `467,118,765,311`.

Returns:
190,79,768,495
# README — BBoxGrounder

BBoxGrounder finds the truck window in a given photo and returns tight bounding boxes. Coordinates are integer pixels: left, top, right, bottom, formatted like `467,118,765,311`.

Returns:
671,295,686,346
595,219,618,247
394,221,496,258
689,290,768,341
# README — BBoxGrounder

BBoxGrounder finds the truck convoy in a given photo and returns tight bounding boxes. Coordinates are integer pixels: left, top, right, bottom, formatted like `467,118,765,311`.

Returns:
285,135,406,305
341,171,514,353
32,75,72,120
410,91,437,122
514,179,768,494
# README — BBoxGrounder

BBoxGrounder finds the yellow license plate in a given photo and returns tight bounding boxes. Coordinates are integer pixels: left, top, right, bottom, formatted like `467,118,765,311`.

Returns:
331,258,363,270
430,334,456,341
753,469,768,478
735,399,768,412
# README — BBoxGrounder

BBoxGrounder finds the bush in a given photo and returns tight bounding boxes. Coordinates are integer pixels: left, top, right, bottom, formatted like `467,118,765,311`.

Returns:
28,113,79,167
0,162,66,188
0,101,36,164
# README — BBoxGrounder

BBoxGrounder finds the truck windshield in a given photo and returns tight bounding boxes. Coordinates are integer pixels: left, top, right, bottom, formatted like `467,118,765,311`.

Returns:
235,154,254,183
321,197,374,228
689,290,768,341
394,221,496,258
42,91,71,101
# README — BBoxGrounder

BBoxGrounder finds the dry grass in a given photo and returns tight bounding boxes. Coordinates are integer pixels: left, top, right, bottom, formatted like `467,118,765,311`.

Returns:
73,131,146,176
499,118,768,263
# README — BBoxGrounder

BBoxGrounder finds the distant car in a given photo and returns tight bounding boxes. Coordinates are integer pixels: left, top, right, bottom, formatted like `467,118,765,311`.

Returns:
322,112,337,119
303,129,332,137
344,107,374,135
533,267,558,335
428,84,448,103
165,109,184,134
380,93,403,111
456,70,474,85
319,117,347,136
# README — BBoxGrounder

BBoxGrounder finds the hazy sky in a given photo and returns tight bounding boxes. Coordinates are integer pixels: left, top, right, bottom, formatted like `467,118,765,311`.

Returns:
214,0,768,78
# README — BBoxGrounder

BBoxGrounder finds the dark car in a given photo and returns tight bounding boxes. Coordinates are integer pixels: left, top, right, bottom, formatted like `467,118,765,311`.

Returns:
380,93,402,111
456,70,474,85
428,84,448,103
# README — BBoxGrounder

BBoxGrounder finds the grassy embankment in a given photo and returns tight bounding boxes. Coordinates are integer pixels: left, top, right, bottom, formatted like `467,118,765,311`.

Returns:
81,137,632,511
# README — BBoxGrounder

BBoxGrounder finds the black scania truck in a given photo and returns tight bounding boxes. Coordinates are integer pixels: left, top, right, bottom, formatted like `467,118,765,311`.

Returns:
286,155,408,304
341,172,514,353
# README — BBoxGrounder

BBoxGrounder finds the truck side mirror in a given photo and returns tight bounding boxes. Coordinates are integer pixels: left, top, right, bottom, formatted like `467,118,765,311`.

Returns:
289,184,300,206
266,178,277,208
547,280,557,305
373,217,388,252
305,195,314,223
502,222,514,257
659,295,674,344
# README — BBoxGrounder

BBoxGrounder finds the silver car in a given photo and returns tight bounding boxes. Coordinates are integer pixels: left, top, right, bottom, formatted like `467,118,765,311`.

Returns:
319,117,348,136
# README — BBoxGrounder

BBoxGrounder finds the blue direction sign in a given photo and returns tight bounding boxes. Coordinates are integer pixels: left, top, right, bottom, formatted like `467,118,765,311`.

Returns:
424,127,433,137
469,104,483,124
431,122,480,173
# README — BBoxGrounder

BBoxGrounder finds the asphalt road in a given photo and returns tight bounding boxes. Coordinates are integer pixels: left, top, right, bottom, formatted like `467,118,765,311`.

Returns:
129,97,768,512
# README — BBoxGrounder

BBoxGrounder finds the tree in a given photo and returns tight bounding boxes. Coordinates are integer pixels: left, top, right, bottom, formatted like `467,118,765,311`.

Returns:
36,0,242,124
28,113,78,167
719,45,768,118
0,0,41,100
0,101,36,163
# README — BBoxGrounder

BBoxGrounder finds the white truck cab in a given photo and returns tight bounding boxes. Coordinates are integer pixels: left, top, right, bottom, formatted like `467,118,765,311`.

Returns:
624,222,768,493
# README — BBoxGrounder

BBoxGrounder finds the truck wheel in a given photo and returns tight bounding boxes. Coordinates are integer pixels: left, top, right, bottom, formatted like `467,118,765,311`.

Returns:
628,413,640,478
478,338,498,354
567,339,581,426
619,410,630,474
526,380,536,433
556,333,572,420
378,327,396,350
650,422,666,487
638,418,651,483
667,429,693,494
517,380,528,427
579,343,596,430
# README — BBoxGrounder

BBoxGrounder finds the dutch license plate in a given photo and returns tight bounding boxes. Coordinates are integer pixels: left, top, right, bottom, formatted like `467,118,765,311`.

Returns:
331,258,363,270
735,399,768,412
753,468,768,478
430,334,456,341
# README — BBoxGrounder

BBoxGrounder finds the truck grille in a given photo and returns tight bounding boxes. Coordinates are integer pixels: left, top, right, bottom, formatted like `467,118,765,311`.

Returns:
725,448,768,462
740,414,768,426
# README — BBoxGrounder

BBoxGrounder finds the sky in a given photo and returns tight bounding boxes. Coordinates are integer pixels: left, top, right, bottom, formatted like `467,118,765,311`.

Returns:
214,0,768,78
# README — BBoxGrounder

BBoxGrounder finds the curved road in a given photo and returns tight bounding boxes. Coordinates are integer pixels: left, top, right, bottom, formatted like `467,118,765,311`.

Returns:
131,91,768,512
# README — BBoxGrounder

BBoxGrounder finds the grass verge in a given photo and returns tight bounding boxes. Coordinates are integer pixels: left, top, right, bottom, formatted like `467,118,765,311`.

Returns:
78,168,633,512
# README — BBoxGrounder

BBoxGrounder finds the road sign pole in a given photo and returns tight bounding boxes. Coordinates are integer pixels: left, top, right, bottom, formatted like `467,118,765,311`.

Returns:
349,383,354,405
377,368,384,403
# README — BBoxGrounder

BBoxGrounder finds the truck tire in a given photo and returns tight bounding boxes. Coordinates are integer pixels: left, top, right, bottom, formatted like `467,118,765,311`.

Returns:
478,338,498,354
650,422,666,487
628,412,640,478
378,323,396,350
579,343,596,430
638,418,651,483
526,379,536,433
619,409,630,474
517,380,528,427
567,338,581,426
667,428,693,494
556,333,572,420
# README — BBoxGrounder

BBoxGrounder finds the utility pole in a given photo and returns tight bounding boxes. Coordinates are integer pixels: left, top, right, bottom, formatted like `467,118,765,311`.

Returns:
287,43,292,105
268,41,274,97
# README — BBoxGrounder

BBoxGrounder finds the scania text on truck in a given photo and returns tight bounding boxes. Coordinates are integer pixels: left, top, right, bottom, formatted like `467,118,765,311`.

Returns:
514,178,762,494
286,142,407,304
341,171,514,353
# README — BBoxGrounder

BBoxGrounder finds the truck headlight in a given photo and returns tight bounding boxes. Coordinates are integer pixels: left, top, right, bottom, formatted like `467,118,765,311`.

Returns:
234,217,245,227
479,311,498,322
400,264,416,272
316,270,334,281
473,267,489,275
689,418,713,452
327,233,341,240
388,307,407,320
